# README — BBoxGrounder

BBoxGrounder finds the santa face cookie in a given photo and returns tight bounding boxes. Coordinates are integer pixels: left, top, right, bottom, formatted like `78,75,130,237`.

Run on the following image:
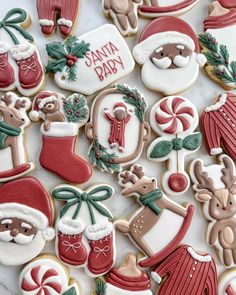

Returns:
199,1,236,90
147,96,201,196
0,8,45,97
0,92,34,182
133,16,206,95
86,84,150,174
190,154,236,267
218,268,236,295
46,24,135,95
30,91,92,184
37,0,79,37
115,164,194,268
0,177,55,266
151,245,217,295
52,183,116,277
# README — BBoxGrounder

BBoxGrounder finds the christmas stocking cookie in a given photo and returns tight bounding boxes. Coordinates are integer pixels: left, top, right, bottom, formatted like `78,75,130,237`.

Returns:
147,96,201,196
52,183,116,277
219,268,236,295
115,164,194,267
29,91,92,184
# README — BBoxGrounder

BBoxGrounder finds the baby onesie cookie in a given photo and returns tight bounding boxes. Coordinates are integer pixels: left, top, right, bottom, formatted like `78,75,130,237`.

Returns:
147,96,201,196
133,16,206,95
52,183,116,277
0,177,55,266
19,254,81,295
199,1,236,90
29,91,92,184
92,254,153,295
218,268,236,295
0,92,34,182
46,25,135,95
86,84,150,173
0,8,45,96
190,154,236,266
115,164,194,267
151,245,217,295
37,0,79,37
102,0,141,36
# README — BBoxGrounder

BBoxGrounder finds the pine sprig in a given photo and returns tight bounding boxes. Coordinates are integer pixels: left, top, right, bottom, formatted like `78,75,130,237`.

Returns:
63,94,88,123
95,278,106,295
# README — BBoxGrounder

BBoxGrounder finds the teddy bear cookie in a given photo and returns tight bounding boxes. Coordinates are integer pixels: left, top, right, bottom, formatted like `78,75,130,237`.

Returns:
37,0,79,37
19,254,81,295
190,154,236,267
0,92,34,182
52,183,116,277
115,164,194,268
45,24,135,95
29,91,92,184
0,177,55,266
85,84,150,173
199,1,236,90
0,8,45,96
133,16,206,95
147,96,201,196
151,245,217,295
218,268,236,295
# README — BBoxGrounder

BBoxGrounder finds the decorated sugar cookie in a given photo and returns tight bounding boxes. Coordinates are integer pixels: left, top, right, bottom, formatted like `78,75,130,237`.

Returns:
218,268,236,295
199,1,236,90
0,177,55,266
29,91,92,184
46,24,135,95
147,96,201,196
0,92,34,182
151,245,217,295
138,0,199,18
190,154,236,266
133,16,206,95
19,255,81,295
115,164,194,267
86,84,150,173
102,0,141,36
92,254,153,295
0,8,45,96
37,0,79,37
219,0,236,8
52,183,116,277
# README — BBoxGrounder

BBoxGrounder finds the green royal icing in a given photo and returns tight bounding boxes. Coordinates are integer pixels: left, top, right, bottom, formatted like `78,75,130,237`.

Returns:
139,189,163,215
63,94,88,123
62,286,77,295
0,121,21,149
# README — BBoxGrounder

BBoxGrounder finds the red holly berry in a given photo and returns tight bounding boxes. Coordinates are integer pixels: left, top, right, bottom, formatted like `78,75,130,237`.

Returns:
67,59,75,67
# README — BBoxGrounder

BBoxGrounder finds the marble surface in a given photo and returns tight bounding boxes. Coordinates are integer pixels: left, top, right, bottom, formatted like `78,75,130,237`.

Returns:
0,0,230,294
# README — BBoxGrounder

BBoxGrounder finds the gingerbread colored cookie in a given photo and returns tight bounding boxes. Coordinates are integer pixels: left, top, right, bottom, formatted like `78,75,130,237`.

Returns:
115,164,194,268
37,0,79,37
218,268,236,295
45,24,135,95
52,183,116,277
85,84,150,173
29,91,92,184
19,254,81,295
0,177,55,266
133,16,206,95
199,1,236,90
190,154,236,266
151,245,217,295
147,96,202,196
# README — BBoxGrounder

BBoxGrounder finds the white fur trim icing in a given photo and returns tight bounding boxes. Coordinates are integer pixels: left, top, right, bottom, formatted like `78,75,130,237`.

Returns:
151,271,162,284
133,31,195,65
43,227,55,241
205,94,227,112
11,43,35,61
85,222,112,241
57,218,85,235
38,96,57,109
29,110,41,121
197,53,207,67
114,106,126,112
57,18,73,28
0,41,10,54
40,122,78,137
187,247,212,262
39,19,54,26
210,147,223,155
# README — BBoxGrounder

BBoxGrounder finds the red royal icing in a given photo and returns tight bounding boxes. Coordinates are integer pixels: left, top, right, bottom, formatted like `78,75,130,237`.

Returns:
168,173,188,193
204,10,236,30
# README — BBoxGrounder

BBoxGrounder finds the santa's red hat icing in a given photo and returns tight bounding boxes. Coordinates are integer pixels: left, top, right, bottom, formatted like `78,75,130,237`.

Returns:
113,102,127,112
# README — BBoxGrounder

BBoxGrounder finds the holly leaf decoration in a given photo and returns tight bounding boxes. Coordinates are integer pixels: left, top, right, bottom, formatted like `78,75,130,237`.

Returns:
63,94,88,123
71,40,90,57
46,42,67,59
46,59,67,73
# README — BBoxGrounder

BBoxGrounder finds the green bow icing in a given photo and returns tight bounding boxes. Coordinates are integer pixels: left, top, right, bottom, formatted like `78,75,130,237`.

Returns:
139,189,163,215
52,185,113,225
0,8,34,44
62,286,77,295
150,133,202,159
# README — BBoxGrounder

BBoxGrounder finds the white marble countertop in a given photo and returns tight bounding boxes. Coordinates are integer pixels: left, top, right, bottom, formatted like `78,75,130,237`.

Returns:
0,0,230,294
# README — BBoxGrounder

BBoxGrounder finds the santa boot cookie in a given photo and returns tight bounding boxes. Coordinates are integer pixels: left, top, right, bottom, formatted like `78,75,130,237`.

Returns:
0,42,14,88
29,91,92,184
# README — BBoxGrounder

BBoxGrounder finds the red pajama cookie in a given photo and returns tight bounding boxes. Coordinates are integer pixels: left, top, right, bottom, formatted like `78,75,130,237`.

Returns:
218,268,236,295
151,245,217,295
0,177,55,266
52,183,116,277
29,91,92,184
45,25,135,95
115,164,194,268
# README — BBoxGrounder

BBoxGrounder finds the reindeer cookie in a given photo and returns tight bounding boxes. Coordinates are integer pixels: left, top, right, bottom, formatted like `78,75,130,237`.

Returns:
218,268,236,295
115,164,194,267
190,154,236,266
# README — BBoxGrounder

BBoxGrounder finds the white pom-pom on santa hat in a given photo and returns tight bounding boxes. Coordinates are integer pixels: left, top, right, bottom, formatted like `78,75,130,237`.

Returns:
197,53,207,67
